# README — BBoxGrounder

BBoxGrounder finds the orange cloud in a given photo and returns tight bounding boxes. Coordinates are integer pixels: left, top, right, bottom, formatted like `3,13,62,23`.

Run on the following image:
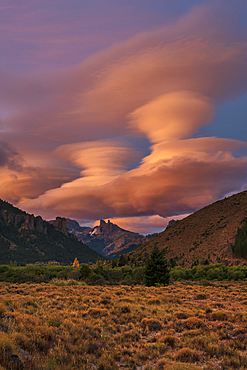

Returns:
22,137,247,221
138,137,247,170
3,1,246,147
0,165,79,205
1,1,247,234
54,140,141,185
128,91,214,143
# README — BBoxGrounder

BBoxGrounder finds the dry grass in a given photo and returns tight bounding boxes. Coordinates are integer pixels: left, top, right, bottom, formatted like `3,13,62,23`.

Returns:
0,281,247,369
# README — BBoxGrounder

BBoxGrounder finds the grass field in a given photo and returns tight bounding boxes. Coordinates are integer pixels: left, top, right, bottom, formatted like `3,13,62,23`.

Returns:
0,281,247,369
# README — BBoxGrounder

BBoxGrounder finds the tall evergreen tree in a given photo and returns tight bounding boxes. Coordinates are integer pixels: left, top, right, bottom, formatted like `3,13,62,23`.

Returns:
145,246,170,286
234,220,247,259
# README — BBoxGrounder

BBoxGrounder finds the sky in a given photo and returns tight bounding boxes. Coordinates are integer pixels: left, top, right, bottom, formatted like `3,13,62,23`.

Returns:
0,0,247,234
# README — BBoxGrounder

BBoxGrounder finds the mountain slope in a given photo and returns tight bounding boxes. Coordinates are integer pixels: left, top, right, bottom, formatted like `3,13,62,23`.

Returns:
0,199,102,265
67,219,155,258
129,190,247,266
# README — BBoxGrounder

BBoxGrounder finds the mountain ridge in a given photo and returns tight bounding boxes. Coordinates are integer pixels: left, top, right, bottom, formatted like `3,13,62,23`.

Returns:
67,218,156,258
0,199,102,265
129,190,247,266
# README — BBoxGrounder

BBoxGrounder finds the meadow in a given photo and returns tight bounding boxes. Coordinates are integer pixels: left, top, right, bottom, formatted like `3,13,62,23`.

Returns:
0,280,247,369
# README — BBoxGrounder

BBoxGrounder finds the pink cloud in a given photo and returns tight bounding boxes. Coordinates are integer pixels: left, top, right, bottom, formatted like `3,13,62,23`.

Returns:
128,91,214,143
22,137,247,221
1,1,247,233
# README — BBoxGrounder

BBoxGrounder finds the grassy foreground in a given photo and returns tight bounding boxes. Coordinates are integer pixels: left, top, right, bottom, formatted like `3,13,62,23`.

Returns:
0,282,247,369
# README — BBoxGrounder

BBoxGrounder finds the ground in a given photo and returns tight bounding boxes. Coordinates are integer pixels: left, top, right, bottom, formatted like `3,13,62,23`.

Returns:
0,281,247,369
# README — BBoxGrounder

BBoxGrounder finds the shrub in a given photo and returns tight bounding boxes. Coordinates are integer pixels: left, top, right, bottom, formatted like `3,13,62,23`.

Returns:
80,264,91,279
133,267,145,284
210,310,228,321
0,266,9,274
193,265,207,280
48,317,61,327
57,269,69,279
49,278,81,286
0,333,13,351
163,363,202,370
141,318,163,331
97,353,119,370
102,268,123,283
184,317,204,329
0,303,7,319
160,335,177,347
227,266,247,280
170,267,193,281
121,266,133,280
67,270,80,280
175,348,200,362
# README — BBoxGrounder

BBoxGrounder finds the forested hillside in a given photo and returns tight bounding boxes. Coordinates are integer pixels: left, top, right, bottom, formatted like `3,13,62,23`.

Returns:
0,199,101,265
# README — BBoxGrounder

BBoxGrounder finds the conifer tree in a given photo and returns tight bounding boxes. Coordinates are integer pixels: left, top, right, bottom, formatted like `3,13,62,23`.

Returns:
145,246,170,286
234,221,247,259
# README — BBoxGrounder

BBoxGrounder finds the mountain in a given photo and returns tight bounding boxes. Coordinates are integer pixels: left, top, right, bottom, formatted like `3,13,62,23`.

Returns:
67,219,155,258
0,199,102,265
129,190,247,266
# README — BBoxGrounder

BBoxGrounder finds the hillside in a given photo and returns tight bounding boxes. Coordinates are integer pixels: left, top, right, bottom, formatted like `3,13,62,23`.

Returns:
67,219,155,258
0,199,102,265
129,190,247,266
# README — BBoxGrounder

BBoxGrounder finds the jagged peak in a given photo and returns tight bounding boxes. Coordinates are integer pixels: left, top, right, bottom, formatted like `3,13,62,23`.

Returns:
53,217,68,235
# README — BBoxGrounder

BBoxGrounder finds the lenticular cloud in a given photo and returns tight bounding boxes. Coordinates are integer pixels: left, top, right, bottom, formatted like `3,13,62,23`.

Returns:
2,1,247,230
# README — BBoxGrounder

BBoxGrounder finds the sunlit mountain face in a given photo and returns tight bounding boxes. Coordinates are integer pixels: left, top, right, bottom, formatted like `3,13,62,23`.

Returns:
1,0,247,234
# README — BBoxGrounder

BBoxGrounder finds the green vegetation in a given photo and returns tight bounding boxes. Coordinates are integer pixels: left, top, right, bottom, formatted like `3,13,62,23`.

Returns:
170,263,247,282
234,219,247,259
145,246,170,286
0,262,246,285
0,263,146,285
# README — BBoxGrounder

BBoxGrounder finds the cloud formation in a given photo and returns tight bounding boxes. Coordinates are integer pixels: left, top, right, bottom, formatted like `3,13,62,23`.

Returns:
0,141,22,169
1,0,247,233
129,91,214,143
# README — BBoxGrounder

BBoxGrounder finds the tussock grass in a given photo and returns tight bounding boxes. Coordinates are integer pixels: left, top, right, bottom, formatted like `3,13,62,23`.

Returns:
0,281,247,369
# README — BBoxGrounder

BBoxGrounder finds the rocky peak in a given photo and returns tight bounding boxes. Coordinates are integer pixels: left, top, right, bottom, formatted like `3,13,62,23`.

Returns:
1,210,47,234
100,219,107,227
166,219,177,229
53,217,68,235
67,219,80,230
96,219,120,235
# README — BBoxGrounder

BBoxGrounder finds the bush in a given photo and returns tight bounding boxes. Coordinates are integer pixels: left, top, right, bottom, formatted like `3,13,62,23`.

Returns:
133,267,145,284
0,266,9,274
102,268,123,283
48,317,61,327
227,266,247,280
80,264,91,279
162,363,202,370
170,267,193,281
67,270,80,280
175,348,200,362
121,266,133,280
